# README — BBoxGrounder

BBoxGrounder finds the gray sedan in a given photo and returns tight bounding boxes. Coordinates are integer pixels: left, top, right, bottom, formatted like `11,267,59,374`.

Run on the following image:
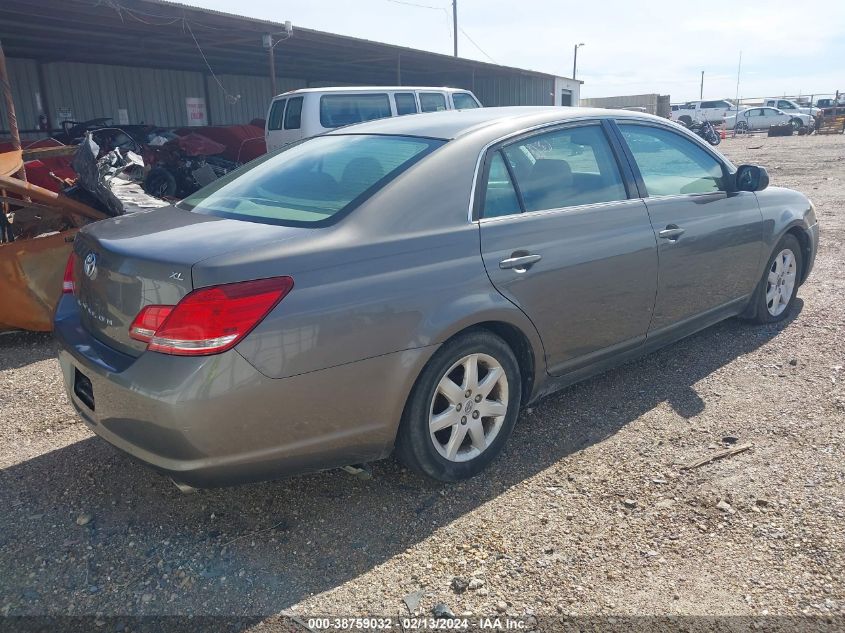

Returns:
54,107,819,487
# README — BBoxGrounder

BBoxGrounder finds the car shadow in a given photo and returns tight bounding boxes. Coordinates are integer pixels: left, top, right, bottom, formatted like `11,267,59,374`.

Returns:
0,303,802,621
0,331,56,371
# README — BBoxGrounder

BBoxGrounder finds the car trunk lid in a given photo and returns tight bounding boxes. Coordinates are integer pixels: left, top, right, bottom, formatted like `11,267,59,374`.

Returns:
73,206,305,356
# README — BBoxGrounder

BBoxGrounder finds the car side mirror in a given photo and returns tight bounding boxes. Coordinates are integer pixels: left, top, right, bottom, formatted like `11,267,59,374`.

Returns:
735,164,769,192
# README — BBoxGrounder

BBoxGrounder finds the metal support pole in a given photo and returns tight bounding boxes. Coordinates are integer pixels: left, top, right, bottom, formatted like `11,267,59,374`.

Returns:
700,71,704,99
452,0,458,57
573,45,578,81
0,38,27,183
268,36,277,97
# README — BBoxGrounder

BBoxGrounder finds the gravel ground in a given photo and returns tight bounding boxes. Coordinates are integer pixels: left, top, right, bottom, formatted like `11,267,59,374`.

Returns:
0,133,843,625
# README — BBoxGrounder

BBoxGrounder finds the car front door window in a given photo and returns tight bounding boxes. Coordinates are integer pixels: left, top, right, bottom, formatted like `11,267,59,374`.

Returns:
617,124,724,196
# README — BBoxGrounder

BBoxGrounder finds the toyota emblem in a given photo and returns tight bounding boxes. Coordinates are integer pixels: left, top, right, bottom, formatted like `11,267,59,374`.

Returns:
83,252,98,280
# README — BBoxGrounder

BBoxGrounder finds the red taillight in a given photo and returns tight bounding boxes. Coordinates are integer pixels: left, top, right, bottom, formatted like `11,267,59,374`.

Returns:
129,305,174,343
62,253,75,294
130,277,293,356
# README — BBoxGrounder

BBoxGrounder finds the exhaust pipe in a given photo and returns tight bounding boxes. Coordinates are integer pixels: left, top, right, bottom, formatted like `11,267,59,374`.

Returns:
171,478,198,494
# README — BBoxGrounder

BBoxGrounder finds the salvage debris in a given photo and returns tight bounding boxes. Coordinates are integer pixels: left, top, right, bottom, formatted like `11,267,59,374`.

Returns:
681,443,753,471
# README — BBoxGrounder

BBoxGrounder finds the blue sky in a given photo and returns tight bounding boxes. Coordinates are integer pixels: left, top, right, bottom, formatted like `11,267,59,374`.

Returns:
180,0,844,102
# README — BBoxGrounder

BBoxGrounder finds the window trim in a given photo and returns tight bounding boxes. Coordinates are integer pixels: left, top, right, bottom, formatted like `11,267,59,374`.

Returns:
472,119,636,221
607,118,734,200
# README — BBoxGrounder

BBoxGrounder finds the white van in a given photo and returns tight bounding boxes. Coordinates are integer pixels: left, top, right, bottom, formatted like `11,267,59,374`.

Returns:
265,86,482,151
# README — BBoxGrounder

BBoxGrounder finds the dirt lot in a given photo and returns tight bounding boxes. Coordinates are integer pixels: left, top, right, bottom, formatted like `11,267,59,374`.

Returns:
1,133,843,626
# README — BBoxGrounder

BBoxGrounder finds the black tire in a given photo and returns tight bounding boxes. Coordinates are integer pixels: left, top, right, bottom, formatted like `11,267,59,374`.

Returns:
736,121,748,134
395,330,522,482
679,115,693,127
791,118,804,131
144,167,177,198
746,234,803,324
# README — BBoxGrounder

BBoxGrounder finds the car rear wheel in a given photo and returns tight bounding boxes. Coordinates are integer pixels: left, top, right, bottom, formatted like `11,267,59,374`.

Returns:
747,234,802,324
791,118,804,131
395,330,521,481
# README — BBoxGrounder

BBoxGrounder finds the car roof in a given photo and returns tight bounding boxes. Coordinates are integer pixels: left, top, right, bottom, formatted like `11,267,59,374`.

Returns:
325,106,660,141
274,86,474,98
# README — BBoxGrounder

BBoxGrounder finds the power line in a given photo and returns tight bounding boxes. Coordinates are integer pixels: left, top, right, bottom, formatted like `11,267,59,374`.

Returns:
458,26,495,63
185,21,240,104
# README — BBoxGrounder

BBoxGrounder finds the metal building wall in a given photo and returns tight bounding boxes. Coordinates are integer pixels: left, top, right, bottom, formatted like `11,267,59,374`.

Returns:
41,62,206,128
0,57,41,138
473,75,554,107
206,74,307,125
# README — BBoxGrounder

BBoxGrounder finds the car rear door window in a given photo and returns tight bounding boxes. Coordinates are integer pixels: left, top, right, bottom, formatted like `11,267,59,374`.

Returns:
319,94,392,128
501,125,627,211
420,92,447,112
618,124,725,196
181,134,444,226
482,152,521,218
452,93,480,109
284,96,303,130
394,93,418,115
268,99,286,130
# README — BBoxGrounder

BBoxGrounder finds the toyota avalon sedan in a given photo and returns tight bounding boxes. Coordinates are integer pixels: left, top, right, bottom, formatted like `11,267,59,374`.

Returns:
55,107,819,488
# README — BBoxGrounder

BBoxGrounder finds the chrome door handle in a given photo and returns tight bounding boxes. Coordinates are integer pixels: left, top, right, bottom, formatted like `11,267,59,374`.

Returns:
658,226,685,240
499,254,542,271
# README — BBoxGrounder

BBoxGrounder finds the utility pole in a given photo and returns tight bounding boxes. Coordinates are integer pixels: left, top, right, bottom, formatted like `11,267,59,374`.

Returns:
573,43,584,80
452,0,458,57
267,35,277,97
700,70,704,99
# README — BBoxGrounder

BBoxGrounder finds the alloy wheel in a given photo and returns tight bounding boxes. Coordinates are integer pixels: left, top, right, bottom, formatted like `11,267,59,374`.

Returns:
429,353,509,462
766,248,797,316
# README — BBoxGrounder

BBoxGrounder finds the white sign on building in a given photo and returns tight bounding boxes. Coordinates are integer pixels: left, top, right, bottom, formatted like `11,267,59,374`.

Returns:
185,97,208,127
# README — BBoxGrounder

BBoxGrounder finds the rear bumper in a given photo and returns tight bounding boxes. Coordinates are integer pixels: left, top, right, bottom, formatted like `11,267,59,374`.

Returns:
54,298,433,487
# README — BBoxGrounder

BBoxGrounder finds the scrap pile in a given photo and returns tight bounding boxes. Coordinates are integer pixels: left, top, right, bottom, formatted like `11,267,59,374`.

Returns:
1,119,266,332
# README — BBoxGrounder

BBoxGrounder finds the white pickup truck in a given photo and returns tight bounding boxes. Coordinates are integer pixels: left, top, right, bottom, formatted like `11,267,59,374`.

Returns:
672,99,736,125
763,98,820,117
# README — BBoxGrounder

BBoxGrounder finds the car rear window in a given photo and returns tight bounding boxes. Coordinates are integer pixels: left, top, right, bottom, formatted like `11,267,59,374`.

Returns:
180,134,444,226
320,94,392,128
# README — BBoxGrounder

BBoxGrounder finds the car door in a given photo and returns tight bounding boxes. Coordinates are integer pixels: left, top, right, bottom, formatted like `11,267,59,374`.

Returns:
477,121,658,376
750,108,771,130
614,121,765,337
764,108,785,127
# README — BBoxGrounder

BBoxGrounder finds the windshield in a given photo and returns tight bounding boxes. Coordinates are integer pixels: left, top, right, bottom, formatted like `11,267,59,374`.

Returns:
180,134,444,226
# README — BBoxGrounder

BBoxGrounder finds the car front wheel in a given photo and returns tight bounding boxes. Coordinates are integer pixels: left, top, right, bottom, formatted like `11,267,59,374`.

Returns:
748,234,803,324
395,330,522,482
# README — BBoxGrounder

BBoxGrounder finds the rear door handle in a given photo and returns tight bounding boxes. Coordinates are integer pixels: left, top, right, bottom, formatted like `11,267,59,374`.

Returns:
658,225,685,240
499,254,542,271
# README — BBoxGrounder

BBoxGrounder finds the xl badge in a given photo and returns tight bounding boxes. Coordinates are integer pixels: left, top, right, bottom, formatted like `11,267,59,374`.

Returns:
83,252,98,280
